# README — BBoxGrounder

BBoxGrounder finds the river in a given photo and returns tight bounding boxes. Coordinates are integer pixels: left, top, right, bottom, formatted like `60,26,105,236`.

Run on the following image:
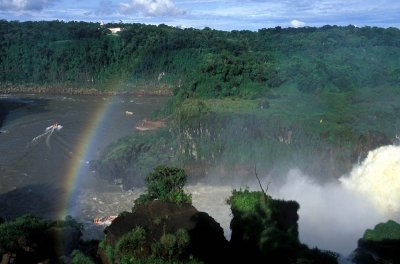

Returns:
0,94,167,222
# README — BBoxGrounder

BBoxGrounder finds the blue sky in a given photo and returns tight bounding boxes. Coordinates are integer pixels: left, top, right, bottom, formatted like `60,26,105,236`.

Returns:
0,0,399,31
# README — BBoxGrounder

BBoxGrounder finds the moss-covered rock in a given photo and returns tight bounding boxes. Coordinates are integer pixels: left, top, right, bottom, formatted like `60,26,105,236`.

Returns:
352,220,400,264
100,200,228,264
228,189,337,264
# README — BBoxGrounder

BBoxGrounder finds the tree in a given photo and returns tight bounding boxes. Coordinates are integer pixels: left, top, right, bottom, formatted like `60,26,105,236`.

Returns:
135,165,192,205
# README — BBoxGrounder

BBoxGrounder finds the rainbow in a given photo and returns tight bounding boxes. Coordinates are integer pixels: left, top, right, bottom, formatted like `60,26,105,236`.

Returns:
58,96,113,220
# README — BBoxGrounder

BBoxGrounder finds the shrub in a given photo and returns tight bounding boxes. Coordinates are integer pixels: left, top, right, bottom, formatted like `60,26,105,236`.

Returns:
71,250,95,264
135,165,192,205
363,220,400,241
0,214,49,254
116,227,147,258
152,229,190,260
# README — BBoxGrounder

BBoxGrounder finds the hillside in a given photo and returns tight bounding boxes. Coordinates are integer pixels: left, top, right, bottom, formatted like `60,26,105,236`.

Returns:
1,21,399,96
2,21,400,184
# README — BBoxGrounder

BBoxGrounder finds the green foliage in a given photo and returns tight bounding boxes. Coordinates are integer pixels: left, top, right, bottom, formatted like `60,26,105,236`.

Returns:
116,227,147,259
228,189,301,261
105,243,115,264
63,22,400,188
136,165,192,205
175,99,211,126
151,229,190,260
71,250,95,264
0,214,50,254
90,129,178,188
104,227,199,264
363,220,400,241
56,215,84,231
228,189,336,263
227,188,270,215
120,255,202,264
2,21,399,98
0,214,83,259
99,238,115,263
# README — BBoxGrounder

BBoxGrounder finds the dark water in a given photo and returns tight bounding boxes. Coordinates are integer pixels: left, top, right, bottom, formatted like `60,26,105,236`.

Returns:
0,94,167,221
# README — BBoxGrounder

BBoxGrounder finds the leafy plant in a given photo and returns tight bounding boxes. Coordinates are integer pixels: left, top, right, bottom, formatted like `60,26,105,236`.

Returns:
363,220,400,241
116,227,147,258
135,165,192,205
71,250,95,264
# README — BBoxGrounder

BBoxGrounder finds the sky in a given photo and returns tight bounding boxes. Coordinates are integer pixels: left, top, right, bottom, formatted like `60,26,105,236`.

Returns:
0,0,399,31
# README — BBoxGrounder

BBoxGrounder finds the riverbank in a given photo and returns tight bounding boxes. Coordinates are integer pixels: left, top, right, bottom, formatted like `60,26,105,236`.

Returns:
0,83,173,96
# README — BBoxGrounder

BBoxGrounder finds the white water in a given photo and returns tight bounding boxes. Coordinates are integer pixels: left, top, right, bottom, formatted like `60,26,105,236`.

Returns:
273,169,385,255
181,144,400,256
341,145,400,216
273,144,400,255
27,124,63,149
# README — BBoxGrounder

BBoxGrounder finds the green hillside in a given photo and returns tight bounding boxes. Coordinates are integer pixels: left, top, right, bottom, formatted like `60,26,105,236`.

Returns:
2,21,400,184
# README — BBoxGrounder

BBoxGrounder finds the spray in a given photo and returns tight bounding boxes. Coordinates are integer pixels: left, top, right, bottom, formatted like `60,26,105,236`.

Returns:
274,144,400,255
340,145,400,216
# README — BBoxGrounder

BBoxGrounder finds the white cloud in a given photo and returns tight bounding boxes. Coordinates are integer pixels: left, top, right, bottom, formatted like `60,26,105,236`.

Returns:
95,0,119,15
120,0,185,16
1,0,399,30
0,0,58,11
290,19,306,27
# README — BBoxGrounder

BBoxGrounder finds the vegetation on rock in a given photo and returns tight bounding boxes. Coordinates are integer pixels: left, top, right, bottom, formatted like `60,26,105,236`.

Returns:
353,220,400,264
0,214,87,263
363,220,400,241
135,165,192,206
228,188,337,264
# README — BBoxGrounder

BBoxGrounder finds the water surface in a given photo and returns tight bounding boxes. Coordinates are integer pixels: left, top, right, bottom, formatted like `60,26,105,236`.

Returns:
0,94,167,220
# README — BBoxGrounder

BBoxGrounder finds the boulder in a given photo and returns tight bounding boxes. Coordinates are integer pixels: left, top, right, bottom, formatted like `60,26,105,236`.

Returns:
101,200,229,263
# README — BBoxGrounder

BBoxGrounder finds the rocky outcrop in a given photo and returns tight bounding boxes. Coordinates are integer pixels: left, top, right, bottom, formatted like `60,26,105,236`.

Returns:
351,220,400,264
228,190,337,264
230,196,300,263
352,240,400,264
135,119,166,131
353,131,391,162
100,200,229,264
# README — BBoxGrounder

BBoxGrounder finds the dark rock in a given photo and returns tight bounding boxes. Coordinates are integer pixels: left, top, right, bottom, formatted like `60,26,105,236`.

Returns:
102,200,229,263
230,196,300,264
352,239,400,264
353,130,391,162
351,220,400,264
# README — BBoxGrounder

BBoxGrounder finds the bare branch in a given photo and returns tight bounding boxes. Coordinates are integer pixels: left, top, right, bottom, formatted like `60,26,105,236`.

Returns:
254,164,268,198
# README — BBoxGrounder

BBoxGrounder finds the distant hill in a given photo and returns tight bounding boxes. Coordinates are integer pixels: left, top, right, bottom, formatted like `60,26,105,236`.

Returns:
1,21,399,97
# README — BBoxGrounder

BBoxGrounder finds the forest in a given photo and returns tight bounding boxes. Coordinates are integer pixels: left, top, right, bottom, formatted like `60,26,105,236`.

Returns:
1,20,399,96
2,20,399,183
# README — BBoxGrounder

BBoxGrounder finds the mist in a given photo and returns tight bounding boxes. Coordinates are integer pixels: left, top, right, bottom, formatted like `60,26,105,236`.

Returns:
185,144,400,256
272,169,385,255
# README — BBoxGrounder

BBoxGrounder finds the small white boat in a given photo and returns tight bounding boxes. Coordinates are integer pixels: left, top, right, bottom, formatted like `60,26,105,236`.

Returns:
46,123,63,132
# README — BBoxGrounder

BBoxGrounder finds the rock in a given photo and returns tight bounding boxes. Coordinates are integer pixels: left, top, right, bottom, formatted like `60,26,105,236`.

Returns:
353,131,391,162
101,200,229,263
352,239,400,264
351,220,400,264
258,100,270,109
